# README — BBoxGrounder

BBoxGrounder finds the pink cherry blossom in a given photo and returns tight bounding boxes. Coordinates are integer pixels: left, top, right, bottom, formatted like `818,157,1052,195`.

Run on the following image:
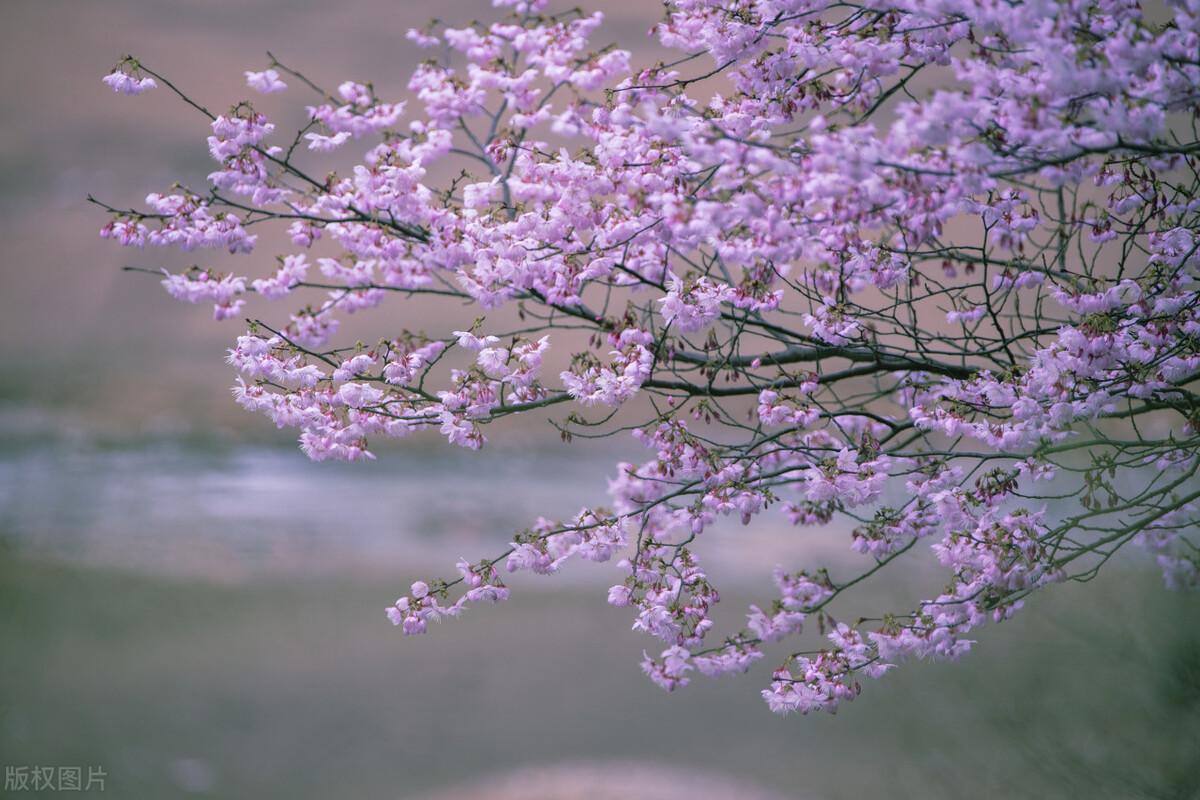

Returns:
245,68,287,94
97,0,1200,717
102,69,156,95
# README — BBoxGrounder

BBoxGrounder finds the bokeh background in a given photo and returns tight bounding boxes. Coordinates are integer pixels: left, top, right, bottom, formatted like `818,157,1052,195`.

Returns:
1,2,1198,798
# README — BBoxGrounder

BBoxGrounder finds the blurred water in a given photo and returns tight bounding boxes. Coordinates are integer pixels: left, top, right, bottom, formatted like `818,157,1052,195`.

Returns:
0,435,867,586
0,439,618,579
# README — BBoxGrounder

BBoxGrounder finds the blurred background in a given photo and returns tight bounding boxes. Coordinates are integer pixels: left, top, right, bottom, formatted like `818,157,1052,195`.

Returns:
1,1,1198,798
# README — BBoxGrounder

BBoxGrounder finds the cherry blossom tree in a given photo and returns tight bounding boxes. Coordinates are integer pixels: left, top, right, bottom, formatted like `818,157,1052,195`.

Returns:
95,0,1200,715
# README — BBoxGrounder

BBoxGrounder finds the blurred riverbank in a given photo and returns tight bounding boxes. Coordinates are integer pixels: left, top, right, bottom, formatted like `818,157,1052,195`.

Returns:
2,551,1197,799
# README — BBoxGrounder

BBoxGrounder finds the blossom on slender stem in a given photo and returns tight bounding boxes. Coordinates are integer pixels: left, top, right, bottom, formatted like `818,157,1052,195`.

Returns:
103,70,156,95
245,68,287,94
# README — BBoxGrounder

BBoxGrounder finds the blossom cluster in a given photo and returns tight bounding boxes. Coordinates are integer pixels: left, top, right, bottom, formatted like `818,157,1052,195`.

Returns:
98,0,1200,714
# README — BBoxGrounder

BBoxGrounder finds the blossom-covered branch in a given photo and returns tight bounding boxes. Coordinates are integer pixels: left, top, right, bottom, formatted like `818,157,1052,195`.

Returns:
97,0,1200,715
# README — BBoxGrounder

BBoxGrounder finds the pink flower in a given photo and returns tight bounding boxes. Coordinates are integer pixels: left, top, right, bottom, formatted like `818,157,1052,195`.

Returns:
305,131,351,152
245,69,287,93
607,584,632,606
102,70,156,95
